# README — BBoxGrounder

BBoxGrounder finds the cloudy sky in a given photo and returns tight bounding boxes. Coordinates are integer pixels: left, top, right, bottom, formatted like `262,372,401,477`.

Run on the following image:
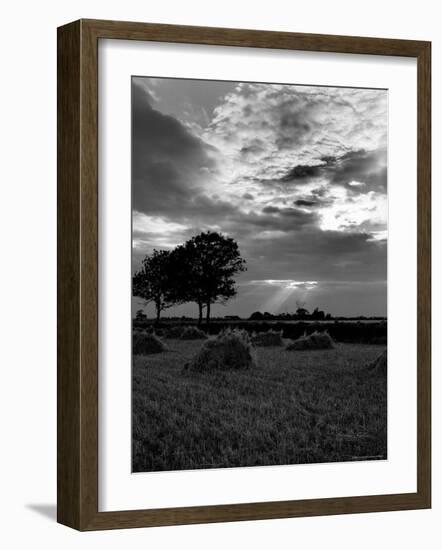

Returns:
132,76,388,318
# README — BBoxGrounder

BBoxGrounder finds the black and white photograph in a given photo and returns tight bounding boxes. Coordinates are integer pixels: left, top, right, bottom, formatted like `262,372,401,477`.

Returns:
131,76,388,473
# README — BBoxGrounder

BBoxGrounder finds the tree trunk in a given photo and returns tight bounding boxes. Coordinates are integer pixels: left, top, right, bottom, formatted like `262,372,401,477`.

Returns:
206,301,211,327
155,301,161,325
197,302,203,326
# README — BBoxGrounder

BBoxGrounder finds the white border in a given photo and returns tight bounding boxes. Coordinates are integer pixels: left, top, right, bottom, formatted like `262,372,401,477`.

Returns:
98,39,417,512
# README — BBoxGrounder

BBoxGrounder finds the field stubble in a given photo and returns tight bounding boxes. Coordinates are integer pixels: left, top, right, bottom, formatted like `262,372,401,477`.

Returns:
132,339,387,472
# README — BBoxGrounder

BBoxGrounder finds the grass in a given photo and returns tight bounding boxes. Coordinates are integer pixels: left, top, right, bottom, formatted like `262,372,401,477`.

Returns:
251,329,284,347
132,339,387,472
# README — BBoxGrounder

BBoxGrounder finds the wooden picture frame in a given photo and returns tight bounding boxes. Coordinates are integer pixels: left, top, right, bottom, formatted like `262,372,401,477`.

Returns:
57,18,431,530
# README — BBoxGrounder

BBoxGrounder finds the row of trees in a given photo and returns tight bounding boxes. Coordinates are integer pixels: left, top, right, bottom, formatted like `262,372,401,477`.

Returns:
249,307,332,321
133,231,246,325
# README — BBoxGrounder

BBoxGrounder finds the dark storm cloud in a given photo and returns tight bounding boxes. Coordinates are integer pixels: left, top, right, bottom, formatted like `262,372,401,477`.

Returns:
221,186,387,285
262,205,280,214
187,194,239,220
281,207,318,220
281,163,324,182
242,228,387,283
133,83,210,162
132,82,220,220
320,155,337,165
242,207,318,231
294,199,317,207
330,149,387,193
280,148,387,194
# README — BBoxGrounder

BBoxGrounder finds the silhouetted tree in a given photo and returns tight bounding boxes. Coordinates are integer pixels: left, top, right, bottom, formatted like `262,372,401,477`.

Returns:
164,245,206,324
174,231,246,325
295,307,310,320
132,249,175,324
311,307,325,320
249,311,264,321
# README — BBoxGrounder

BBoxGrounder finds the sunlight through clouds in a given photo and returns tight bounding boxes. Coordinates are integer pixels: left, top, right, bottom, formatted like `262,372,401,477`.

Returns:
131,76,388,316
132,212,190,249
247,280,319,312
249,280,319,290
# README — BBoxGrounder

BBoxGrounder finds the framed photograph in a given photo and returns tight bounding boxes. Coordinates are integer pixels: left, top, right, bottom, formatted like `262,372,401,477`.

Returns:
57,19,431,530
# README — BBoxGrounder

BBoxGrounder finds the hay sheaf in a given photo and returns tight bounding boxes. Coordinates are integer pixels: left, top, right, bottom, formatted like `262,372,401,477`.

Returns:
164,325,185,339
180,326,208,340
185,329,257,372
251,329,284,347
286,330,334,351
133,332,168,354
367,349,387,375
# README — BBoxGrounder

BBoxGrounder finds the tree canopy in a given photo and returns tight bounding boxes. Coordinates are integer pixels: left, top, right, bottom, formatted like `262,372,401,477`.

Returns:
132,231,246,324
177,231,246,324
132,249,175,323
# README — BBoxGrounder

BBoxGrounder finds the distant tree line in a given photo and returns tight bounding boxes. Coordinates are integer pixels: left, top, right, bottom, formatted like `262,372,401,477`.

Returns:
133,231,246,325
248,310,386,322
249,307,332,322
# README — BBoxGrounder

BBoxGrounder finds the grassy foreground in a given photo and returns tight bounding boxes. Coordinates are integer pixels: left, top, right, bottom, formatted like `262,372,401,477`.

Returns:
132,340,387,472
